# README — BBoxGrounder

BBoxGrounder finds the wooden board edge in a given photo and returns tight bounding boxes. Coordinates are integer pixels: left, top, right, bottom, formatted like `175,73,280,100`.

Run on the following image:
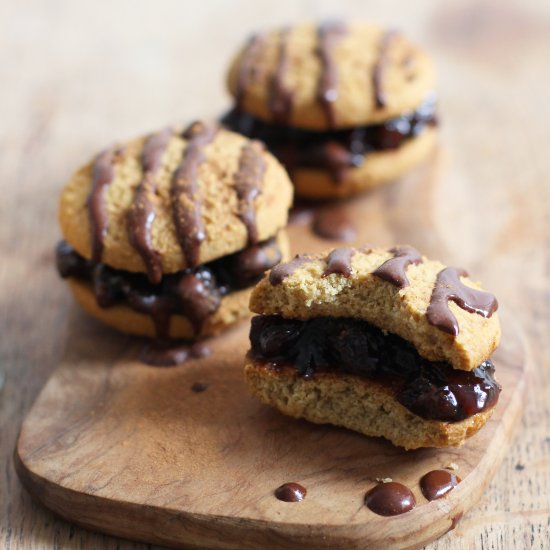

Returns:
13,328,529,550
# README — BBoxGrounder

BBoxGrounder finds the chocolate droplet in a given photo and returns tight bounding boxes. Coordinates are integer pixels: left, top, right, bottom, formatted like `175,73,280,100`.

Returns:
274,482,307,502
364,482,416,516
420,470,460,501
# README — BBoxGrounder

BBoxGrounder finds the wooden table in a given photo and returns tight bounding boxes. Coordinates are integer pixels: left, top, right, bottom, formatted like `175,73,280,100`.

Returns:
1,0,549,548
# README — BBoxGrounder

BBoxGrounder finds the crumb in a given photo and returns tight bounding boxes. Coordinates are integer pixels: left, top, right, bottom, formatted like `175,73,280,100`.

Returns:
515,463,525,471
375,477,393,483
447,463,459,471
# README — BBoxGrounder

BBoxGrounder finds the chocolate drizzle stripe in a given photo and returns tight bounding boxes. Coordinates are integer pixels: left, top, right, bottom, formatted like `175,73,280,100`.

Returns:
268,27,293,124
269,254,313,285
373,30,399,109
323,247,355,277
127,128,173,284
236,33,266,109
171,122,218,267
235,140,266,245
373,246,422,288
316,20,348,128
427,267,499,336
87,147,123,263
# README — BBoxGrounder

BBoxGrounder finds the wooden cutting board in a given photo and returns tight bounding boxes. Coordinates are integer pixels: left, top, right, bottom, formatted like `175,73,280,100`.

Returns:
15,156,528,549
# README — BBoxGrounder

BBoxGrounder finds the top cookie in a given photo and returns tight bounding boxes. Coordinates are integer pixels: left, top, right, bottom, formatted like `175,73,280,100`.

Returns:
59,122,293,280
227,21,436,130
249,246,500,372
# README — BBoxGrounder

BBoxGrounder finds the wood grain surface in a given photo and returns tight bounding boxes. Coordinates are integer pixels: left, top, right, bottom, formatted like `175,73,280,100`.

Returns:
1,0,549,548
13,280,527,550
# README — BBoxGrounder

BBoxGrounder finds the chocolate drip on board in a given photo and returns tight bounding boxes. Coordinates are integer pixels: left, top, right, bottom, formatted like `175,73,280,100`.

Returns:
312,204,357,242
269,254,313,285
236,33,266,109
427,267,499,336
364,482,416,516
316,20,348,127
127,128,173,284
274,483,307,502
373,245,422,288
87,146,123,263
373,30,399,109
268,27,293,124
323,247,355,277
420,470,460,501
235,140,266,245
171,122,217,267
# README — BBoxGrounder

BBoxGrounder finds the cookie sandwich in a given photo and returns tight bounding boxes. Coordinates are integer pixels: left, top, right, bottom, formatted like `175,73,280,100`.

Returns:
223,21,437,199
244,245,501,449
57,121,293,340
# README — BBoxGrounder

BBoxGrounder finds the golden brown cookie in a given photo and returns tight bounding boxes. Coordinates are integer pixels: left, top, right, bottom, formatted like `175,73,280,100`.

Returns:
56,121,293,340
244,362,495,450
222,21,437,199
290,127,437,199
227,22,436,129
244,245,501,449
59,122,293,275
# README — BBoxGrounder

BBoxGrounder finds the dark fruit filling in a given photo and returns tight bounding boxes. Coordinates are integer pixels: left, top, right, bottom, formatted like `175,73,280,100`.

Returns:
249,315,500,422
221,96,437,182
56,239,282,339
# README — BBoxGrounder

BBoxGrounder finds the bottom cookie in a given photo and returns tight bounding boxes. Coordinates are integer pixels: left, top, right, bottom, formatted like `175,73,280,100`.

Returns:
292,127,437,199
244,358,495,450
69,278,252,340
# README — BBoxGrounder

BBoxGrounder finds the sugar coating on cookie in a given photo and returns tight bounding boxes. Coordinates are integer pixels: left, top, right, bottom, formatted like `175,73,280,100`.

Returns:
250,246,500,371
59,121,293,276
227,21,436,130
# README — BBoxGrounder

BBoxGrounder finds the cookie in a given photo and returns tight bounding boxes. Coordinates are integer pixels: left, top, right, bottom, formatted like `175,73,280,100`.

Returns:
244,245,501,449
223,21,437,198
57,121,293,340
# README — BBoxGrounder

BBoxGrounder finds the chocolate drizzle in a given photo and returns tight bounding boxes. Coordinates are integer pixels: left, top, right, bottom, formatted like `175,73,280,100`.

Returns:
427,267,499,336
323,247,355,277
316,20,348,127
236,33,266,108
364,482,416,516
269,28,293,124
87,147,123,262
373,245,422,288
373,30,399,109
269,254,312,285
171,122,217,267
235,140,266,244
127,128,173,284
